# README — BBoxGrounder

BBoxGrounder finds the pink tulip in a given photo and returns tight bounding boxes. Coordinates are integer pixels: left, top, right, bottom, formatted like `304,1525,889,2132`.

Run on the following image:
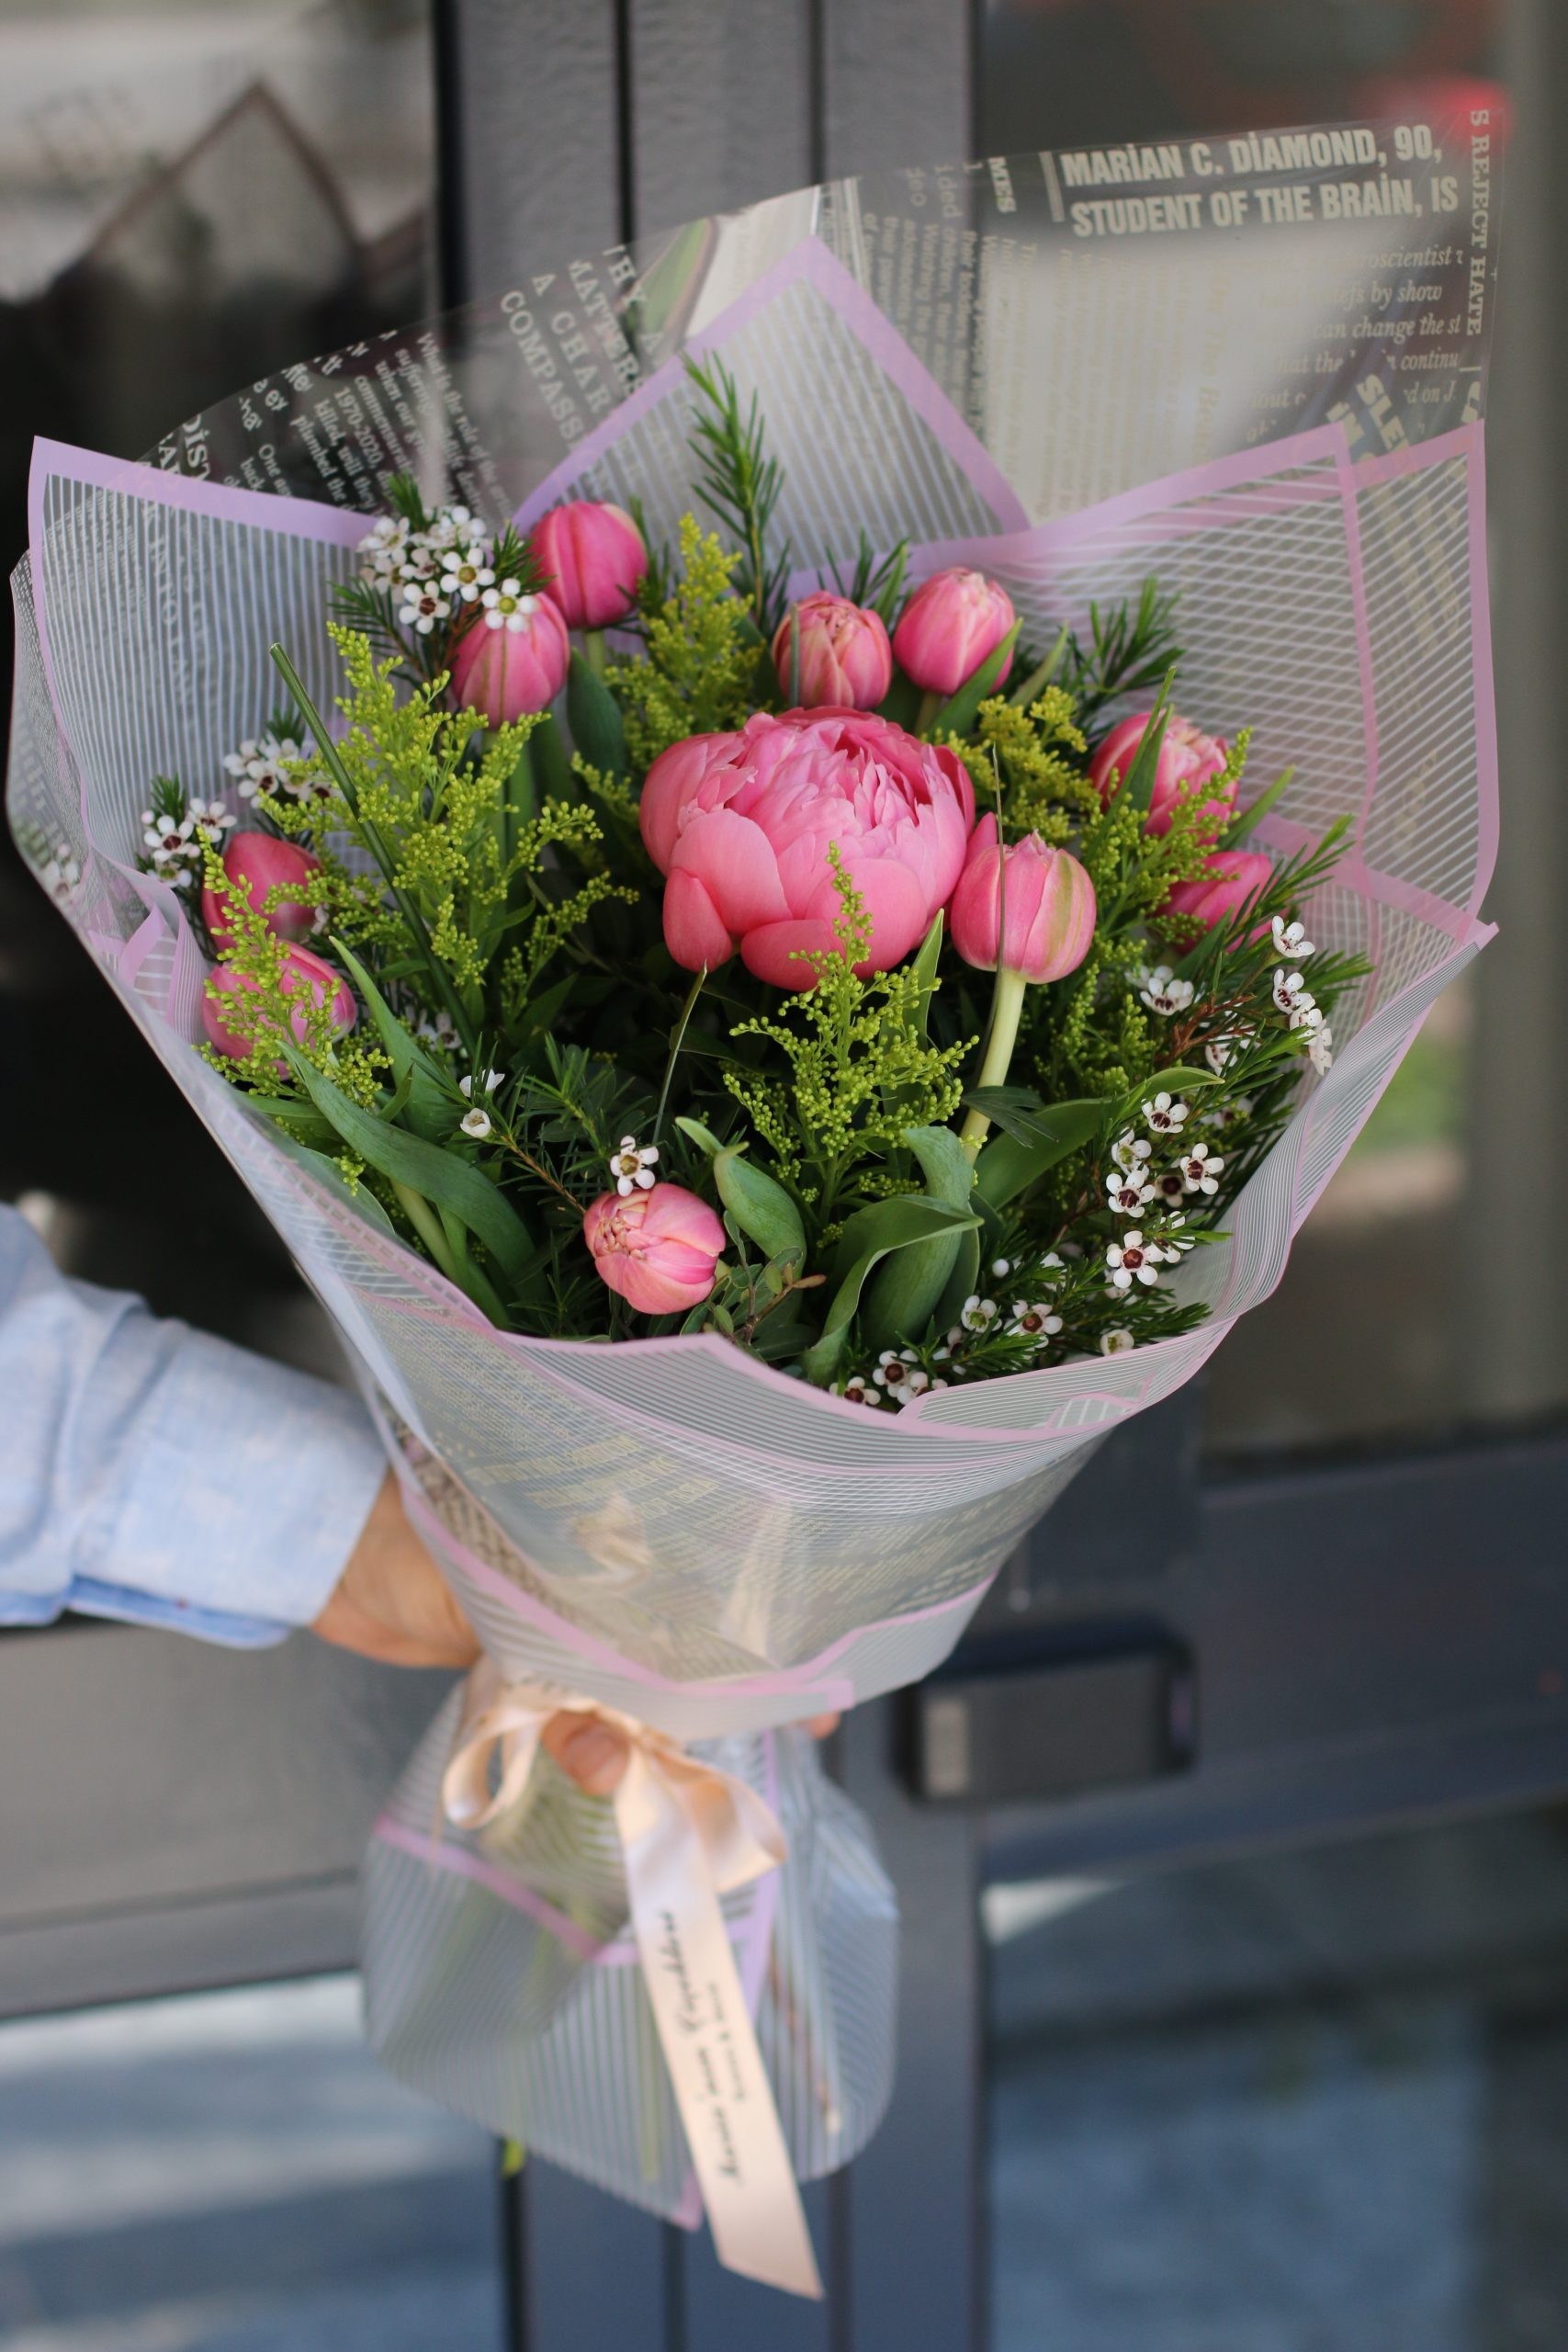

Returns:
892,568,1015,698
201,831,320,951
1161,849,1275,936
640,707,976,989
201,943,356,1061
449,589,570,723
583,1183,725,1315
531,501,648,630
772,593,893,710
1089,712,1233,839
950,815,1097,983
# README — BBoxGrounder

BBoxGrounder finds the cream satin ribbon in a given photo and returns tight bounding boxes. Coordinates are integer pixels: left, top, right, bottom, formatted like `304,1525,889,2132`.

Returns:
441,1662,824,2300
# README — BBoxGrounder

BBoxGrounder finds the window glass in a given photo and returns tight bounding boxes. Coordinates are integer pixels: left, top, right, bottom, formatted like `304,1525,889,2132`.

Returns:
0,0,434,1356
977,0,1551,1458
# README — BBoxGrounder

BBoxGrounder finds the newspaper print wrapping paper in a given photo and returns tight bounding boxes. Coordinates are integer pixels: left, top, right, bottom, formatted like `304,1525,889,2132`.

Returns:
8,119,1499,2243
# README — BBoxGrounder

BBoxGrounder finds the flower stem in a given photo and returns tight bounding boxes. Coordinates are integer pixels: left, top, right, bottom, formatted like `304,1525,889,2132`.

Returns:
959,965,1029,1159
916,688,942,738
581,628,606,681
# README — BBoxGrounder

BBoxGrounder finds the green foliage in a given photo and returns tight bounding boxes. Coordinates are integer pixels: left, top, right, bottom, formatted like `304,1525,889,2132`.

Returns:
950,686,1094,837
609,517,763,769
682,355,791,634
1064,576,1183,728
723,854,975,1217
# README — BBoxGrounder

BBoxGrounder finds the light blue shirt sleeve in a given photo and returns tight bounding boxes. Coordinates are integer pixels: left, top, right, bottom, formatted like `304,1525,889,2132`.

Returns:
0,1204,387,1646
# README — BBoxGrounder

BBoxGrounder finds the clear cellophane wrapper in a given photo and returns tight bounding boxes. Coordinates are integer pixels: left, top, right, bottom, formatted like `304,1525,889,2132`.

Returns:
8,121,1499,2223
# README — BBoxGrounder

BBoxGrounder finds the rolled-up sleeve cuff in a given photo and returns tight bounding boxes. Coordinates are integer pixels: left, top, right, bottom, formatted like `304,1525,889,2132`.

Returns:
76,1329,388,1634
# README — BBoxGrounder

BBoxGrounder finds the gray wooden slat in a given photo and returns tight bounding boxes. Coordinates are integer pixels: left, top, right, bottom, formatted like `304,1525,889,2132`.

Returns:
0,1621,452,2017
820,0,975,179
438,0,624,298
626,0,816,235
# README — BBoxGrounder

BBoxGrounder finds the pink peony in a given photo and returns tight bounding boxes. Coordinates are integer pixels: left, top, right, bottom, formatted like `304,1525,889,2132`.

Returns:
892,568,1015,698
1089,712,1233,838
531,500,648,630
201,831,320,951
639,707,976,989
583,1183,725,1315
449,589,570,723
1161,848,1275,936
771,593,892,709
201,944,355,1061
950,816,1097,983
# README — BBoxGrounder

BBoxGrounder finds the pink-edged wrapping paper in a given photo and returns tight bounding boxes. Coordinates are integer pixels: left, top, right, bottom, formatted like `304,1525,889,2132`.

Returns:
8,123,1500,2291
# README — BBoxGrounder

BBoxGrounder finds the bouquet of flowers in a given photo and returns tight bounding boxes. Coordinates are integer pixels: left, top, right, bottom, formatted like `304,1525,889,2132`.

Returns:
9,123,1498,2297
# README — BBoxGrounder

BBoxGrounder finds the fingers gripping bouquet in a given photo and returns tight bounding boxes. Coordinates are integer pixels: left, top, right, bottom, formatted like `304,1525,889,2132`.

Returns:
10,128,1498,2296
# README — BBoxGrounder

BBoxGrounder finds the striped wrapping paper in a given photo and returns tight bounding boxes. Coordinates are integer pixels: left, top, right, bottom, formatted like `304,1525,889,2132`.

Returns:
7,149,1496,2233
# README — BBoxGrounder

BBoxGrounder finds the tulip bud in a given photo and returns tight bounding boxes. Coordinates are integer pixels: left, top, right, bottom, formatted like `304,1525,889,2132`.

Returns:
1161,849,1274,937
950,815,1096,984
583,1182,725,1316
892,568,1015,698
201,944,355,1062
449,588,570,723
1089,711,1232,839
201,830,320,952
771,592,893,710
531,500,649,630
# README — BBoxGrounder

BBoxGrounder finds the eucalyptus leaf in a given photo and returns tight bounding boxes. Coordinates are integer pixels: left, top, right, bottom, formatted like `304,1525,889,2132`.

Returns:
929,619,1021,741
566,648,627,777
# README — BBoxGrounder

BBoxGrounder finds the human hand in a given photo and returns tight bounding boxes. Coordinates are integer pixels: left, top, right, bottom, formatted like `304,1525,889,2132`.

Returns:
314,1476,841,1792
541,1708,841,1796
311,1472,481,1669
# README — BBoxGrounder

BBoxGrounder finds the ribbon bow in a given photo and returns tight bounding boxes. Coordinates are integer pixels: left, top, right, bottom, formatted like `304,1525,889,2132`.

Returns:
441,1662,823,2300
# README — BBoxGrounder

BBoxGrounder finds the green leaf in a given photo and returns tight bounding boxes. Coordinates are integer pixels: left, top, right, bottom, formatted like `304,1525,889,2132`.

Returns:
712,1142,807,1268
875,670,923,730
929,619,1021,741
906,910,944,1043
803,1194,980,1384
933,1224,982,1335
270,1134,400,1242
975,1097,1104,1209
282,1050,536,1294
1006,624,1069,707
1224,765,1294,843
863,1125,976,1351
674,1114,725,1156
530,710,575,804
1132,1066,1214,1099
565,649,628,778
329,937,454,1142
1111,679,1174,818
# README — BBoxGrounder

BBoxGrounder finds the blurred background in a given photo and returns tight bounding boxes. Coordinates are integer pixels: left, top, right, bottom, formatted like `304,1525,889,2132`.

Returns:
5,3,1567,2348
